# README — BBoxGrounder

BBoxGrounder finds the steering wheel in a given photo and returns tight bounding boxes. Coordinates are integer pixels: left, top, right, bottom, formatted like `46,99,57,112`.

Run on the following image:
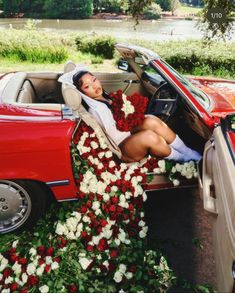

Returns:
146,82,178,122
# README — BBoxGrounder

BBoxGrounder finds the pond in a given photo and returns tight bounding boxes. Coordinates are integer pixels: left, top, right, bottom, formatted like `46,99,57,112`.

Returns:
0,18,212,41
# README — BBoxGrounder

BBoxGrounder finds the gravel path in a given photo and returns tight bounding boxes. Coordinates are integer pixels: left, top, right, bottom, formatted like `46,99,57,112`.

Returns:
145,187,217,291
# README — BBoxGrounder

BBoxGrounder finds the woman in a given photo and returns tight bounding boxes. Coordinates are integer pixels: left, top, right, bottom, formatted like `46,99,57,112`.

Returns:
72,69,201,163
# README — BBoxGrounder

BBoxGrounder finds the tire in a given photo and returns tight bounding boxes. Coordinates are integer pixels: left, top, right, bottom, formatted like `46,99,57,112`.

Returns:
0,180,49,234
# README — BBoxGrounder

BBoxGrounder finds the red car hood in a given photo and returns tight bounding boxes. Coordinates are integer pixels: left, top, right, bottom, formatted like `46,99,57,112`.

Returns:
188,77,235,118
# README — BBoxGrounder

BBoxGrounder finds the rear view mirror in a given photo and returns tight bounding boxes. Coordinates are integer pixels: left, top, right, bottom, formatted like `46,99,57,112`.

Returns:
118,60,132,72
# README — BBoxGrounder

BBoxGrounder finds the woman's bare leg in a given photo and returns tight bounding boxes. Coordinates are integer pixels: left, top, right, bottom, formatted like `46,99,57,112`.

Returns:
134,116,176,144
119,130,171,162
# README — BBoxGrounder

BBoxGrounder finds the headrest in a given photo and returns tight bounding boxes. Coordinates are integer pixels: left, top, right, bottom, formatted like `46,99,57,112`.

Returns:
61,83,82,111
64,60,76,73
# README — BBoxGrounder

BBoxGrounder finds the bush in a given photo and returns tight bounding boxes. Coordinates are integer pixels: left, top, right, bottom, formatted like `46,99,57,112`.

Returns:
0,29,68,63
127,39,235,78
143,3,162,20
75,34,116,59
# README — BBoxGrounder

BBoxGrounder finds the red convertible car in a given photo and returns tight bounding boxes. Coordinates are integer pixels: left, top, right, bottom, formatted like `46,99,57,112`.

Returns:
0,43,234,291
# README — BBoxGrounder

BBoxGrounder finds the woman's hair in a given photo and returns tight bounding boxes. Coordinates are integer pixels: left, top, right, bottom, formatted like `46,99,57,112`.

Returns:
73,70,92,91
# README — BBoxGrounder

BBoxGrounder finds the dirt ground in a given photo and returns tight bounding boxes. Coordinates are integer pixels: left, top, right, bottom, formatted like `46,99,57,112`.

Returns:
145,187,217,292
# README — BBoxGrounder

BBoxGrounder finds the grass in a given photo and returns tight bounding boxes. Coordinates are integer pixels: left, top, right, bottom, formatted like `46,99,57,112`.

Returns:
176,5,202,15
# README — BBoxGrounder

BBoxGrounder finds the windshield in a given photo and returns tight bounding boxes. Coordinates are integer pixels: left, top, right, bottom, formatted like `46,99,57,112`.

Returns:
160,60,211,110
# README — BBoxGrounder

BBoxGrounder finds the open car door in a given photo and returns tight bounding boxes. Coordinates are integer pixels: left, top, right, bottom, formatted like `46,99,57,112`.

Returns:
199,114,235,292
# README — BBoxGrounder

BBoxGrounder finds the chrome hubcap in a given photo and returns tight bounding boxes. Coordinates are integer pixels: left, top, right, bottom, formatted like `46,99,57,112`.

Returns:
0,181,31,233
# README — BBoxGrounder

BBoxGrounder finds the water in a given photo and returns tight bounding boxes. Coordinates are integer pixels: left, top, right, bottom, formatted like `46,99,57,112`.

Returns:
0,18,234,41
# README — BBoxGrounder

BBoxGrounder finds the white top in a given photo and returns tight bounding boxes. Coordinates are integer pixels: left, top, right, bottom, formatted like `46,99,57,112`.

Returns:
89,106,131,146
58,64,131,145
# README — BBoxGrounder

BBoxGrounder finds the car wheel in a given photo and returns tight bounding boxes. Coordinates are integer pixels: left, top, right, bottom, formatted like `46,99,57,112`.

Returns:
0,180,49,234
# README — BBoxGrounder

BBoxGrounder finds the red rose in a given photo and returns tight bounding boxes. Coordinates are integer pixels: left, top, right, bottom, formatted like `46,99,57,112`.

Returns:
21,290,28,293
109,205,116,212
37,245,45,256
28,275,39,286
97,194,102,201
100,219,107,227
38,258,45,265
129,265,137,273
18,257,27,265
86,201,92,208
44,264,51,273
68,284,78,293
110,249,119,258
58,236,67,248
96,226,102,234
108,261,116,272
80,205,87,213
9,253,19,263
3,268,12,278
53,256,60,263
46,247,54,256
81,231,87,238
87,245,94,252
111,196,119,204
10,282,18,291
105,186,111,193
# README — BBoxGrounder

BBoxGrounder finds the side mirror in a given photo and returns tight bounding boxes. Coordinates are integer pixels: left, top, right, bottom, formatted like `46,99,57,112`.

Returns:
118,60,132,72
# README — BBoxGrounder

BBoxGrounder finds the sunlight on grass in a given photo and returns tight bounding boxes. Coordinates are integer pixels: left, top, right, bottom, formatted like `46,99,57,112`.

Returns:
176,5,202,15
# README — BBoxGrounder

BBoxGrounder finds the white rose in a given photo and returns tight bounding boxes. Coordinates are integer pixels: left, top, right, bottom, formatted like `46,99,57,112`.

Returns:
119,264,126,273
45,256,53,265
173,179,180,186
36,265,45,276
109,160,116,168
12,262,22,275
158,159,166,172
55,222,66,235
51,262,59,270
98,152,105,158
125,272,133,279
39,285,49,293
12,240,19,248
79,257,92,270
29,247,37,257
115,238,121,246
98,163,104,169
22,272,28,283
138,220,145,227
139,230,147,238
105,151,112,158
66,231,76,240
5,276,13,284
113,271,123,283
92,201,100,211
103,193,110,201
142,192,147,202
26,263,36,275
111,186,118,192
82,215,90,223
71,211,82,221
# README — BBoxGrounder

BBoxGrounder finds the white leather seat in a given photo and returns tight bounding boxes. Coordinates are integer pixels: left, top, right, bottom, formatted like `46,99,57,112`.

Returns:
61,82,122,159
64,60,76,73
17,80,37,103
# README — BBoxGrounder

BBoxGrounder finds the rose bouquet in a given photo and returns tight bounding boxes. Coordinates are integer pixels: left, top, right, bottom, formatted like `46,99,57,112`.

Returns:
0,120,198,292
109,90,149,132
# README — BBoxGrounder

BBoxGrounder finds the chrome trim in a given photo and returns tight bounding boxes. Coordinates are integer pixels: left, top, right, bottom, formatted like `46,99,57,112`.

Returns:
57,198,78,202
46,180,70,187
0,115,61,121
62,104,75,120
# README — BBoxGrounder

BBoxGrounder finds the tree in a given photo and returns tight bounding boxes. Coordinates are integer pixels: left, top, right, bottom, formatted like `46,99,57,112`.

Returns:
93,0,123,13
170,0,180,15
122,0,153,23
43,0,93,19
155,0,171,11
198,0,235,40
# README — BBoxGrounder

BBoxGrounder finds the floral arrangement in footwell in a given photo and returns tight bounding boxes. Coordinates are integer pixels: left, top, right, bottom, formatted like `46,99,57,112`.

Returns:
0,121,198,293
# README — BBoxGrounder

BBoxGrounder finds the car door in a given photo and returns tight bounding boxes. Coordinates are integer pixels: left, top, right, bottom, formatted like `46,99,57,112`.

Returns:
200,114,235,292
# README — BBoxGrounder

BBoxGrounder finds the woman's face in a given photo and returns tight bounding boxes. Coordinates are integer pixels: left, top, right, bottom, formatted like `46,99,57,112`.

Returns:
80,73,103,99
